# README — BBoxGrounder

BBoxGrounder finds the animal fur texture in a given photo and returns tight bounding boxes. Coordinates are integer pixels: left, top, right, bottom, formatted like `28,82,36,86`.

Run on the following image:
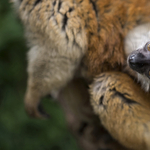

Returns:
90,72,150,150
12,0,150,149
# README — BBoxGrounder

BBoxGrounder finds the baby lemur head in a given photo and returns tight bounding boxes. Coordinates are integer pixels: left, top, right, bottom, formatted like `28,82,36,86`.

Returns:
128,41,150,91
125,23,150,91
128,42,150,77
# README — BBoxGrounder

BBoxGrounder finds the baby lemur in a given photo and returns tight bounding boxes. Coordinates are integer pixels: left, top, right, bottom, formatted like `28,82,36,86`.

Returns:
126,24,150,91
12,0,150,119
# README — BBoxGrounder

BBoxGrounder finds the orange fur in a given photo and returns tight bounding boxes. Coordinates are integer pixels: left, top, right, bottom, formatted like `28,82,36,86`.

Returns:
84,0,150,77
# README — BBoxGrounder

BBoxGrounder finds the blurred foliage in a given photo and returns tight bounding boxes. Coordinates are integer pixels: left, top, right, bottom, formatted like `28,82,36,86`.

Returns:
0,1,79,150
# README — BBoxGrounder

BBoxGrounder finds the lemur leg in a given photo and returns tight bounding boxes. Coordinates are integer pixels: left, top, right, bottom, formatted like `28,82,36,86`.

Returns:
90,72,150,150
58,78,128,150
25,50,79,118
19,0,87,118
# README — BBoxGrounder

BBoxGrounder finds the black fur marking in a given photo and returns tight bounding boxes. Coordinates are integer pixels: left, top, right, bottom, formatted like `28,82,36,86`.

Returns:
116,92,137,104
69,7,74,12
28,0,42,13
89,32,94,36
89,0,101,35
103,43,109,55
99,95,104,105
66,34,69,44
23,1,29,11
124,93,131,97
89,0,98,17
34,0,42,6
73,38,81,50
117,16,124,28
97,23,101,32
53,0,56,6
111,88,138,104
62,13,68,30
78,122,88,135
58,0,62,12
136,18,141,25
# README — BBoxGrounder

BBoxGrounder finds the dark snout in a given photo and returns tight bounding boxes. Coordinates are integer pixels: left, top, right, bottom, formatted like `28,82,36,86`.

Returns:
128,49,150,78
128,52,145,73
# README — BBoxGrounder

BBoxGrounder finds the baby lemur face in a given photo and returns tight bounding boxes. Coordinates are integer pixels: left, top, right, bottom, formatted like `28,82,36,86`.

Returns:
125,23,150,91
128,42,150,78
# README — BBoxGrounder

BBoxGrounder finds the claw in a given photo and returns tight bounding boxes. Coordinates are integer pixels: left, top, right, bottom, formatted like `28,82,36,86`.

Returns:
24,91,50,119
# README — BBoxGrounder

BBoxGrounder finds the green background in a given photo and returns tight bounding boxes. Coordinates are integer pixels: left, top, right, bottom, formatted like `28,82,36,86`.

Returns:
0,1,79,150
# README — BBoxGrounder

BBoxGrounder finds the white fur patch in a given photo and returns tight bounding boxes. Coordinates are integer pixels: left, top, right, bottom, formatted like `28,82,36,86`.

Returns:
125,23,150,91
137,73,150,91
125,23,150,56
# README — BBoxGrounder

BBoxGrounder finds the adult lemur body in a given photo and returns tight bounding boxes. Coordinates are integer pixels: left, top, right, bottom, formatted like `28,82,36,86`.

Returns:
13,0,150,117
12,0,150,149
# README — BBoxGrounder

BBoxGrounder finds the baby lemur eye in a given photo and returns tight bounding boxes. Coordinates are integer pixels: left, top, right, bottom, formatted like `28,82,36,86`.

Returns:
146,43,150,51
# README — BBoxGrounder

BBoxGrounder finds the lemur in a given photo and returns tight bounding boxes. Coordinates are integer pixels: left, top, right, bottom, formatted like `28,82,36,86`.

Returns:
12,0,150,149
126,24,150,91
12,0,150,118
